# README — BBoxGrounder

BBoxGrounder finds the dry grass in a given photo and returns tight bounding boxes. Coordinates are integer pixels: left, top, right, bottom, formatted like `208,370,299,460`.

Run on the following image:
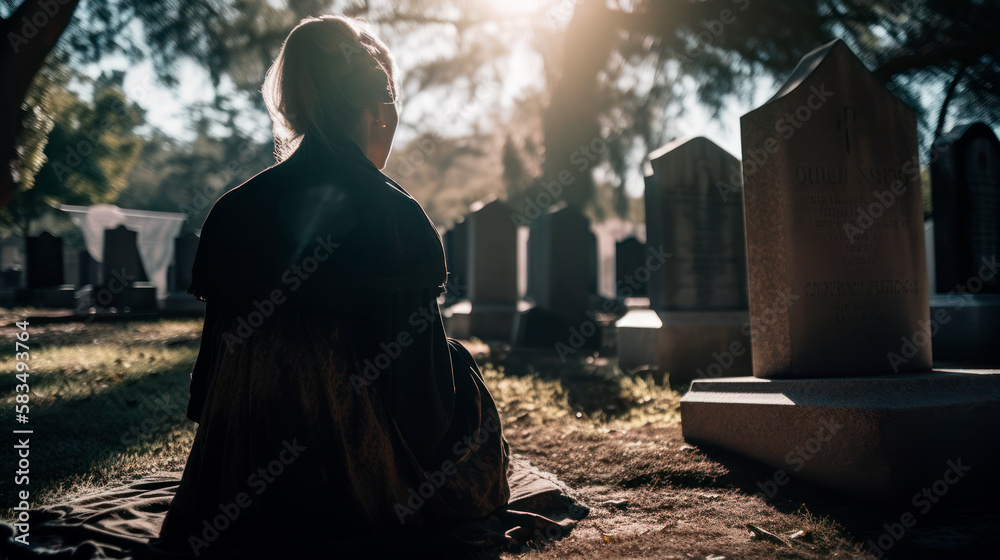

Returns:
1,316,995,559
0,316,202,512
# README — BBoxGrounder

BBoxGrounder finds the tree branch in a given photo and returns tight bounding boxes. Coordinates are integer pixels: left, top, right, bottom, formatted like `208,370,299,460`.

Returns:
1,0,82,208
875,31,1000,81
935,63,967,140
3,0,81,102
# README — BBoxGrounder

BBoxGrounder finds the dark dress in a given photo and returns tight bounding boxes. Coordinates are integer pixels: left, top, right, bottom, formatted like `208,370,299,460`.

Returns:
158,134,510,550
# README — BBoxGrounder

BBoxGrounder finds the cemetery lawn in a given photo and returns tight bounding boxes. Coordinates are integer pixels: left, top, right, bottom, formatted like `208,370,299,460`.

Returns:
2,314,996,559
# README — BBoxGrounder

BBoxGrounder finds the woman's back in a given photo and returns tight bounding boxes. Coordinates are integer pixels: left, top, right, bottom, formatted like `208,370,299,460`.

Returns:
160,136,510,548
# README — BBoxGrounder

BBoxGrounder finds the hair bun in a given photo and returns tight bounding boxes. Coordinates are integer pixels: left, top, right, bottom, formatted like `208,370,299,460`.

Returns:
262,14,399,162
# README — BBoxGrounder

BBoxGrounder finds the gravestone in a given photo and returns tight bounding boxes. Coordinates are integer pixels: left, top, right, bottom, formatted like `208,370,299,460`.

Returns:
163,232,205,312
929,123,1000,365
18,233,74,307
932,122,1000,293
616,137,750,379
443,220,469,301
514,204,600,350
741,40,930,378
95,225,156,311
444,196,519,341
681,40,1000,503
26,232,64,288
174,233,200,292
615,237,647,297
78,249,96,287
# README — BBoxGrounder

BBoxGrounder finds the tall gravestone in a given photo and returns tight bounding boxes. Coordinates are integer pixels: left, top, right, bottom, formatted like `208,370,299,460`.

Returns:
163,232,205,312
929,123,1000,364
103,225,147,284
515,204,599,349
444,196,519,341
97,225,156,311
443,220,469,301
615,237,647,297
681,40,1000,503
616,137,750,378
19,232,74,307
78,249,96,287
26,232,64,288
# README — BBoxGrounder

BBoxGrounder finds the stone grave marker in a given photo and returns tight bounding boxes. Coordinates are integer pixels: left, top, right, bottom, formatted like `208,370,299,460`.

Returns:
680,39,1000,503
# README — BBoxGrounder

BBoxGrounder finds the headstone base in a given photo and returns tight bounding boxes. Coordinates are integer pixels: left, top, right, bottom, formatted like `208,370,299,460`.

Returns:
680,370,1000,503
513,306,601,350
616,310,751,383
16,285,76,308
930,294,1000,366
85,282,158,311
444,300,517,342
161,291,206,313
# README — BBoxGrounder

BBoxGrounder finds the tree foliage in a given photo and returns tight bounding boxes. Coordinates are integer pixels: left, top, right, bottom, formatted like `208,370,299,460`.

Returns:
0,68,144,236
2,0,997,222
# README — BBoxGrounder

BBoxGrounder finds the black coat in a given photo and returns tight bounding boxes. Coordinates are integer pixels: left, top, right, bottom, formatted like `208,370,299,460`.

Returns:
186,134,466,463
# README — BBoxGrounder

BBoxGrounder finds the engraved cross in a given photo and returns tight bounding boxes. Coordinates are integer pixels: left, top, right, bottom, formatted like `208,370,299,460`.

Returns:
838,106,858,154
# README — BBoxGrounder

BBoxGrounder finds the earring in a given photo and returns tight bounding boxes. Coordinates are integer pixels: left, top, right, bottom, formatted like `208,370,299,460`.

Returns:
376,119,386,128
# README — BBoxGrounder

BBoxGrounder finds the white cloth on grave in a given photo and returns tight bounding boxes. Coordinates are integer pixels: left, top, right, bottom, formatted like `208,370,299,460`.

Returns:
61,204,187,300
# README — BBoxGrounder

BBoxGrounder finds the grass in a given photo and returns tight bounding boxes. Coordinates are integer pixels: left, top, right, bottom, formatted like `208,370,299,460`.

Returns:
0,317,203,513
1,316,995,559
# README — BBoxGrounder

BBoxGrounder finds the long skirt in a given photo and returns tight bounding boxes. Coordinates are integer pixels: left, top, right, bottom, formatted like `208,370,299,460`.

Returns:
158,315,510,553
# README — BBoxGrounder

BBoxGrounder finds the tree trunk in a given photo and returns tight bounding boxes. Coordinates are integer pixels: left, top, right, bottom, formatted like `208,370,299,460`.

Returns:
536,0,616,211
935,64,966,141
0,0,82,208
535,0,701,213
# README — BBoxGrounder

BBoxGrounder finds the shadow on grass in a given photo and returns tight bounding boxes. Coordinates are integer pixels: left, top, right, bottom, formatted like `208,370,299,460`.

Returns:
484,347,659,419
0,358,195,510
692,443,1000,560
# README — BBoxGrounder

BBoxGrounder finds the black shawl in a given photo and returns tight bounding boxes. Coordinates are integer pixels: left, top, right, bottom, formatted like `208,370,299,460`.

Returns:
186,133,462,463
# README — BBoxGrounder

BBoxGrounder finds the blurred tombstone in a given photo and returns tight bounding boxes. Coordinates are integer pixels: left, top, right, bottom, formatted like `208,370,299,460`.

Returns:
63,245,79,287
95,225,156,311
514,204,600,351
18,232,74,307
78,249,96,287
615,237,647,297
26,232,64,287
175,233,200,291
929,122,1000,364
443,220,469,301
444,196,519,341
617,137,750,378
163,232,205,312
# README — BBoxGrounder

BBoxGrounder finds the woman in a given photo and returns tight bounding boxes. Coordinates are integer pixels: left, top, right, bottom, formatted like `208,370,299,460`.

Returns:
159,15,510,554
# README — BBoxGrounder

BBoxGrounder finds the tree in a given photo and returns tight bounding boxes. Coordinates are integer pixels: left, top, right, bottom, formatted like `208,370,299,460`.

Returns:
0,69,144,237
0,0,82,207
371,0,1000,215
3,0,998,219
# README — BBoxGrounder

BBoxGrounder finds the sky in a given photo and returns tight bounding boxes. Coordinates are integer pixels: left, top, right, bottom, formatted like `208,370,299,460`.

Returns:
104,47,754,201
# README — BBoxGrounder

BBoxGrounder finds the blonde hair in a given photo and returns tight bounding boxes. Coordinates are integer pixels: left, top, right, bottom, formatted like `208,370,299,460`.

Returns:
262,15,399,162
